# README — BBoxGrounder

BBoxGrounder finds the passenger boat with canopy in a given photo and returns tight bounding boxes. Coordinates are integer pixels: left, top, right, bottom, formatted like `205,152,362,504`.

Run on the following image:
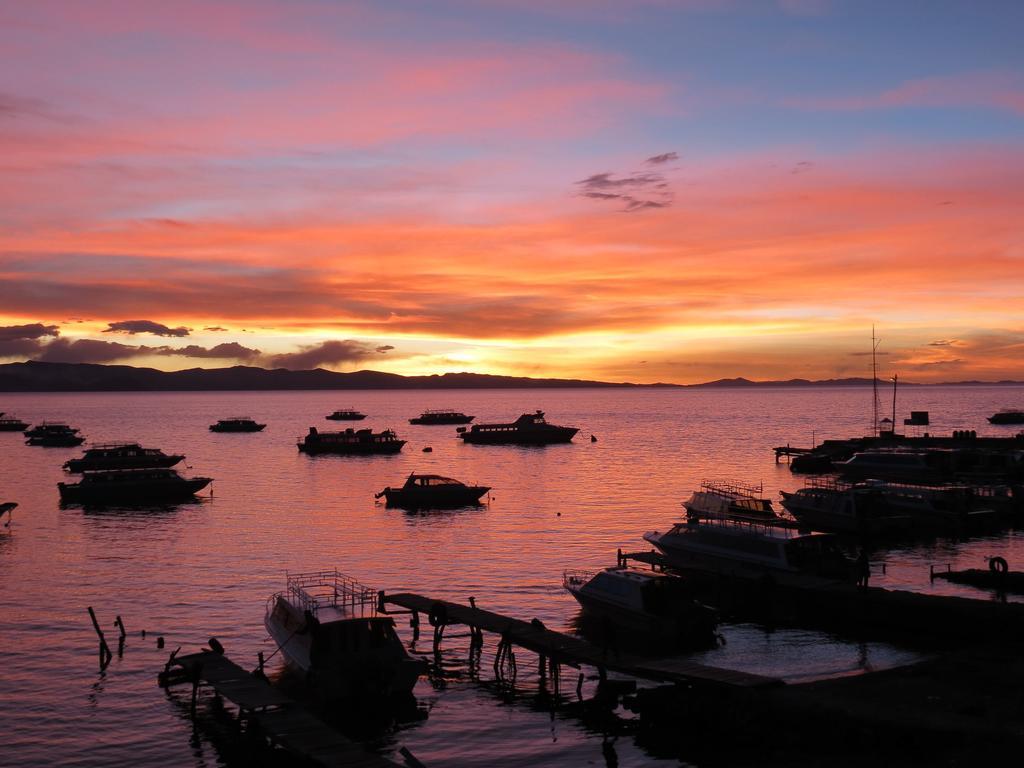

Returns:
264,570,425,699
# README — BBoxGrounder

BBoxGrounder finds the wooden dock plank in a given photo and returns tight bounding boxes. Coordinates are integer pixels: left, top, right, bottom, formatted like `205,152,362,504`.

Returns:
382,592,782,689
163,651,402,767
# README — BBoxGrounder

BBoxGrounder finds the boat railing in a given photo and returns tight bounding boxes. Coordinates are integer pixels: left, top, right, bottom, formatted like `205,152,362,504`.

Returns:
562,569,595,588
683,513,803,535
806,477,854,491
699,480,765,499
285,569,379,618
86,442,142,450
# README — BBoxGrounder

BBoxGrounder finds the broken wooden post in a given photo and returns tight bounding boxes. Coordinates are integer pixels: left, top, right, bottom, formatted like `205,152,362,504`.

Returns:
88,606,112,669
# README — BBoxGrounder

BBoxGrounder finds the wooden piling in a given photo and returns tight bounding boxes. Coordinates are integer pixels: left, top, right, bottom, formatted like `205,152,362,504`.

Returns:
88,606,113,669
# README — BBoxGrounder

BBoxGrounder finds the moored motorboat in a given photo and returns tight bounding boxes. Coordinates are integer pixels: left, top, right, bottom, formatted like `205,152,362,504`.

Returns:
376,473,490,509
58,468,212,505
409,410,475,425
264,570,425,699
326,409,367,421
0,415,29,431
779,479,914,535
684,481,778,520
644,516,854,586
63,443,184,473
209,417,266,432
24,423,84,447
833,450,949,483
563,567,718,646
297,426,405,455
459,411,577,445
988,410,1024,425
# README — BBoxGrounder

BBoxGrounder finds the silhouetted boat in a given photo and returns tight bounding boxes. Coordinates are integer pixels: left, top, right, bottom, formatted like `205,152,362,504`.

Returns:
375,473,489,509
989,410,1024,425
209,416,266,432
834,450,947,483
684,481,778,520
459,410,578,445
326,409,367,421
264,570,425,699
779,480,914,535
24,422,80,438
24,423,84,446
563,567,718,645
644,516,854,585
409,409,474,425
58,468,212,504
63,443,185,473
0,416,29,431
297,426,405,455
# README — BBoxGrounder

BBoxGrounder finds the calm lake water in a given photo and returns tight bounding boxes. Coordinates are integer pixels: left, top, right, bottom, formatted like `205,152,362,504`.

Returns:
2,386,1023,767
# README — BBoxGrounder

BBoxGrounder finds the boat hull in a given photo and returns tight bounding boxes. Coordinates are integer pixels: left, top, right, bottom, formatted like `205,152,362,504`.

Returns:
0,422,29,431
989,413,1024,425
460,427,578,445
298,441,405,455
210,424,265,432
326,414,367,421
409,416,474,425
382,485,489,509
58,477,211,505
27,436,85,447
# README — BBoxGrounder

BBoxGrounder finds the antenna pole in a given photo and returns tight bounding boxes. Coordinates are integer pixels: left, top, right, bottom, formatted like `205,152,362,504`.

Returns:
871,326,880,436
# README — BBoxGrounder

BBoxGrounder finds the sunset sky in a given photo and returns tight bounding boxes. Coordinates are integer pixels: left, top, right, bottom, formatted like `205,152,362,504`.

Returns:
1,0,1022,383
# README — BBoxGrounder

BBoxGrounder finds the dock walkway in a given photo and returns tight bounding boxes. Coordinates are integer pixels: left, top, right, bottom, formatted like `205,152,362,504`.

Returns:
380,592,781,689
159,650,401,768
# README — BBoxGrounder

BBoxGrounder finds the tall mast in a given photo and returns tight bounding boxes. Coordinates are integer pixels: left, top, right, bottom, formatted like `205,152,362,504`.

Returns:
871,326,880,436
892,373,898,430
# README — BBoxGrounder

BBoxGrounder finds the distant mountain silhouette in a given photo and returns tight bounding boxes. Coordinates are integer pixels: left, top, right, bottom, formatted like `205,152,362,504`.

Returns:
0,361,1021,391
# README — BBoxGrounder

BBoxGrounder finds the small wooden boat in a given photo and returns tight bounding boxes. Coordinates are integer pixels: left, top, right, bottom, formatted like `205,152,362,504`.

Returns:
326,409,367,421
459,411,577,445
63,443,184,473
297,426,405,455
58,468,212,505
209,417,266,433
376,474,489,509
409,410,474,425
264,570,425,700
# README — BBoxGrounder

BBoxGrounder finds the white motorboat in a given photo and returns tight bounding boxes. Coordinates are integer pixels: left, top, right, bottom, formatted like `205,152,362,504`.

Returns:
643,516,854,586
683,480,777,520
563,567,718,644
264,570,425,699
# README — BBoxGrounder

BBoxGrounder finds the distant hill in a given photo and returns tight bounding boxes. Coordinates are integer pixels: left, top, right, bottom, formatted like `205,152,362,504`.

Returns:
0,361,1021,391
0,361,659,391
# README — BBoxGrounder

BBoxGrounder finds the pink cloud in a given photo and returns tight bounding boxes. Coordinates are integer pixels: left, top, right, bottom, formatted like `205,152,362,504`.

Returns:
791,71,1024,115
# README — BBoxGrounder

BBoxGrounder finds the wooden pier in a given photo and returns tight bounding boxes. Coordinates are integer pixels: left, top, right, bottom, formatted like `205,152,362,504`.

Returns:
379,592,782,689
773,444,814,462
159,649,402,768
